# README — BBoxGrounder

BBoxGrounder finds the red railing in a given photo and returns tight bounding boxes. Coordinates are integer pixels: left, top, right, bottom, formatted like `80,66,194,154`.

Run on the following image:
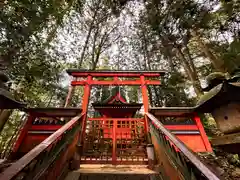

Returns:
146,113,219,180
0,113,84,180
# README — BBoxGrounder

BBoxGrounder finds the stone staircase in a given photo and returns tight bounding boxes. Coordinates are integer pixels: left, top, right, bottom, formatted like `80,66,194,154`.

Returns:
65,165,158,180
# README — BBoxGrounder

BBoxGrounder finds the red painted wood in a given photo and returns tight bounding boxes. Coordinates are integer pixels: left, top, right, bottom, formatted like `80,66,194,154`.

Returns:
18,134,49,154
103,128,133,139
175,135,207,152
165,125,198,131
112,120,117,164
12,115,35,154
70,72,162,77
108,91,127,104
0,115,83,180
71,80,161,86
29,125,62,131
94,109,139,118
88,118,143,121
80,75,92,145
148,113,213,154
46,134,78,180
194,115,212,152
140,75,150,133
81,76,92,114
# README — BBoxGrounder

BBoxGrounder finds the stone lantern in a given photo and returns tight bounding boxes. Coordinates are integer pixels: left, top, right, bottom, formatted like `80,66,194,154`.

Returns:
196,71,240,154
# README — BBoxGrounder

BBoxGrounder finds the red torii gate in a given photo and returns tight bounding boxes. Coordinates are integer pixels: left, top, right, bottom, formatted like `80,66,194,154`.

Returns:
65,69,165,143
65,69,211,165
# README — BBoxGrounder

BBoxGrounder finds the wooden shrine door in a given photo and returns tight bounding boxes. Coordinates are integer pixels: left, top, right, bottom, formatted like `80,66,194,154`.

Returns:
81,118,147,165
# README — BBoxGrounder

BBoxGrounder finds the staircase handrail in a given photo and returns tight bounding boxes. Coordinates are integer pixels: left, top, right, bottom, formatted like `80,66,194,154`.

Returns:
0,113,84,180
146,112,219,180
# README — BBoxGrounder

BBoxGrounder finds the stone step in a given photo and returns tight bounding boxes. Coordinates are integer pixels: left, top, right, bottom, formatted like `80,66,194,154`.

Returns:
65,164,158,180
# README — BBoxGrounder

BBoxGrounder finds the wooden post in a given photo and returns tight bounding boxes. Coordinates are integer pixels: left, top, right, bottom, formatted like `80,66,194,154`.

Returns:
140,75,149,132
80,75,92,138
140,75,155,168
194,114,212,152
112,119,117,164
72,75,92,169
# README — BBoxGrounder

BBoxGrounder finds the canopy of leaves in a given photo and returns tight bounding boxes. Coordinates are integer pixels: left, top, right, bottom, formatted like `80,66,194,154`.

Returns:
0,0,239,107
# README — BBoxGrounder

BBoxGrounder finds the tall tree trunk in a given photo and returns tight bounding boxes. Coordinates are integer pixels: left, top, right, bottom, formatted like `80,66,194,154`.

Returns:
184,45,197,75
91,28,108,70
141,32,162,105
65,1,101,107
92,48,101,70
175,46,203,96
183,45,203,95
192,30,227,73
64,83,75,107
91,29,99,66
78,2,100,68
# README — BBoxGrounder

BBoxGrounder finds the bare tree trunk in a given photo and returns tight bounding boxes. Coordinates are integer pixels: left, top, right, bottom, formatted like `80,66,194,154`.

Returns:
78,2,100,68
141,31,162,106
175,46,203,96
183,45,203,95
92,49,101,70
64,84,75,107
184,45,197,75
65,1,101,107
91,29,99,66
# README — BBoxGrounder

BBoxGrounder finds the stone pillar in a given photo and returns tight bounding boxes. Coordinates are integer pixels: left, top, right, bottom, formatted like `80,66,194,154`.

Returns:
147,144,155,169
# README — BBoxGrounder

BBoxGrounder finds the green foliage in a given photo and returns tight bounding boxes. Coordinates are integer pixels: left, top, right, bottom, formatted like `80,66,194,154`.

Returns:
158,72,195,106
0,0,83,107
0,0,239,111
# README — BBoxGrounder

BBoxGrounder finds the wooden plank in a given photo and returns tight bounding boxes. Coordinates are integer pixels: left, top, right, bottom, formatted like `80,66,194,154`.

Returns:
88,118,143,121
165,125,198,131
71,80,161,86
66,69,166,77
211,132,240,146
29,125,62,131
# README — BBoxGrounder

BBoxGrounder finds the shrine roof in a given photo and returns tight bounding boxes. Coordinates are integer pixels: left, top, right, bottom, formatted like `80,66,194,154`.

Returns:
92,86,142,109
196,81,240,112
24,107,82,117
0,88,26,109
66,69,166,77
150,81,240,114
